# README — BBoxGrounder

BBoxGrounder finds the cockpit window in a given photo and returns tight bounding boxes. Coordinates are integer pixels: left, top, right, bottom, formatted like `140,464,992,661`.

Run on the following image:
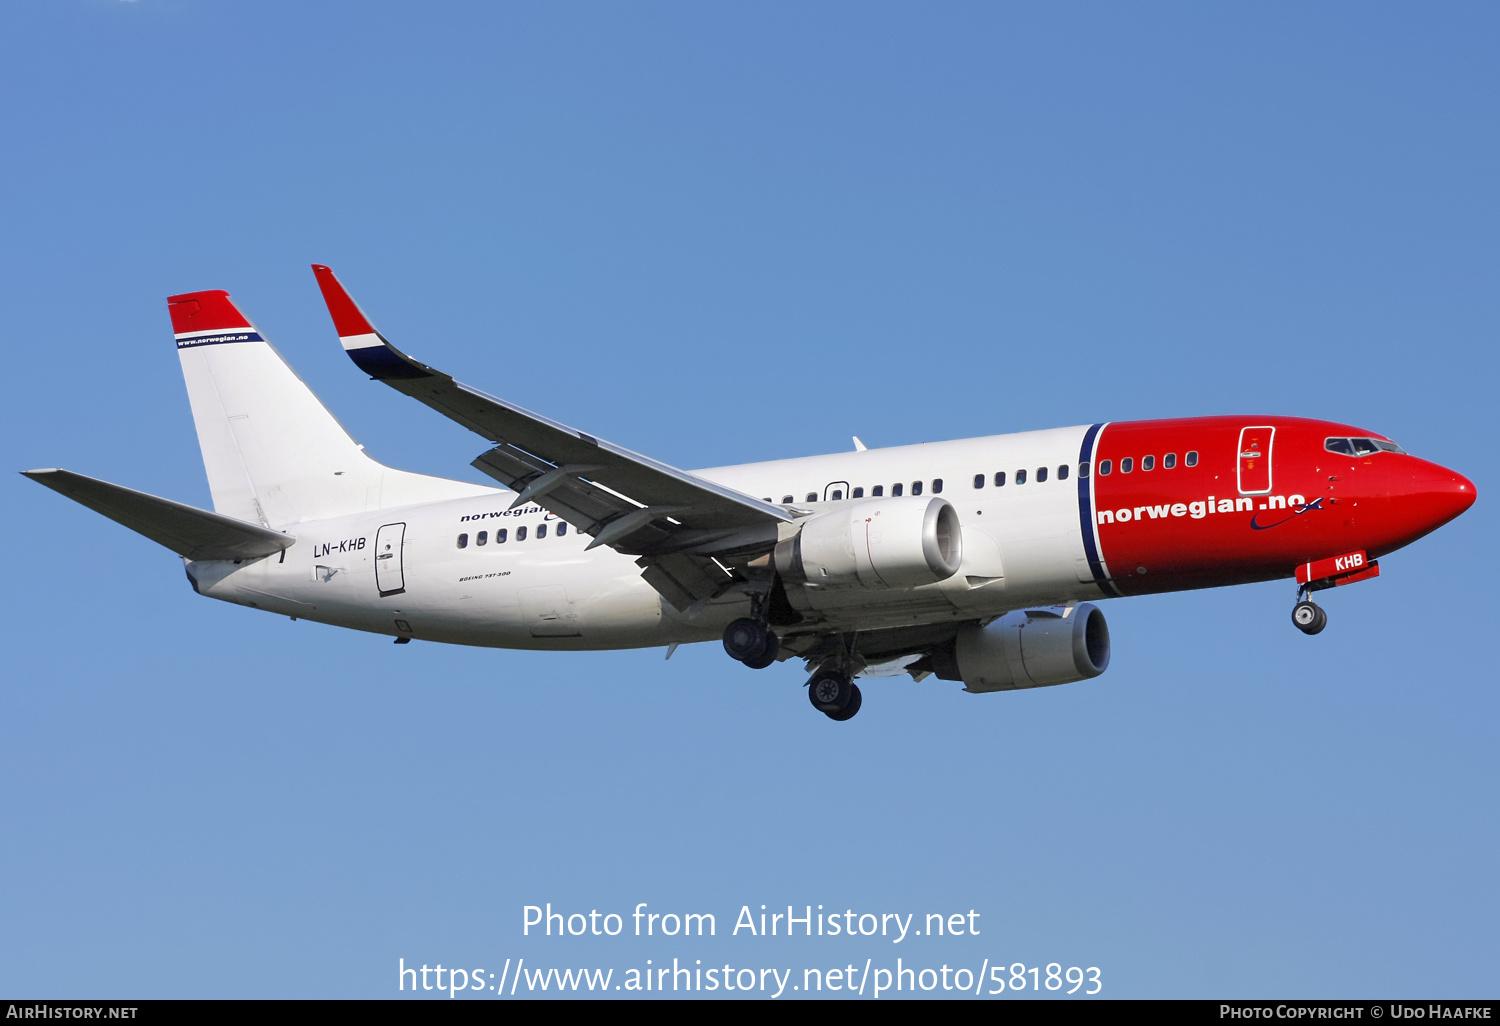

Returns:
1326,437,1407,457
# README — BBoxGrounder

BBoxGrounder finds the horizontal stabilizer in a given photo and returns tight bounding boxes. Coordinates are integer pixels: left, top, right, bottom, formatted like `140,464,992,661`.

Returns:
22,469,294,561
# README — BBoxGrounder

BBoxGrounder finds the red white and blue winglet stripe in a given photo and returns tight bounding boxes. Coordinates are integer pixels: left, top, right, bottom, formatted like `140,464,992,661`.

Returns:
311,265,432,380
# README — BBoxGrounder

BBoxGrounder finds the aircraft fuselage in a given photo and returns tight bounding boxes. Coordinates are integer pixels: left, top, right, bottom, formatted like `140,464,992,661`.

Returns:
186,415,1473,650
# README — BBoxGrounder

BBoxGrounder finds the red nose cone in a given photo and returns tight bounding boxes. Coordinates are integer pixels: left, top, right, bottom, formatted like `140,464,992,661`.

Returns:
1363,457,1476,554
1447,470,1478,521
1407,462,1476,537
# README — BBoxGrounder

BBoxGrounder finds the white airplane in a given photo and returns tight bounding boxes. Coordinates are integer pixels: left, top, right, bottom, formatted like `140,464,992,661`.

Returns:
24,266,1475,721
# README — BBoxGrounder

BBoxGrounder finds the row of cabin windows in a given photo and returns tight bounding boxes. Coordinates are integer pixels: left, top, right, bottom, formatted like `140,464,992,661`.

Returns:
765,480,947,504
974,464,1072,488
1095,450,1198,476
455,522,568,549
457,448,1211,545
757,449,1203,505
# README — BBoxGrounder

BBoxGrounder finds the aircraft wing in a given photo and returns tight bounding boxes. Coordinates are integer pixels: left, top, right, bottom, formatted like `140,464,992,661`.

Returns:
311,265,790,609
22,469,294,561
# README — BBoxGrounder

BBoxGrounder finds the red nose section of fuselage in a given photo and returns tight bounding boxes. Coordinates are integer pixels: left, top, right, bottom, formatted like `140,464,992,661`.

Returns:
1435,466,1477,524
1367,457,1476,554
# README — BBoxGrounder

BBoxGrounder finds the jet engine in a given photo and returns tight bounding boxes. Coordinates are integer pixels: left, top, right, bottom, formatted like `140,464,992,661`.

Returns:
775,496,963,589
931,603,1110,691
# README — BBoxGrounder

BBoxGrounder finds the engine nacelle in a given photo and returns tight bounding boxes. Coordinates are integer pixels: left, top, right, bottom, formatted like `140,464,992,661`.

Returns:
775,496,964,589
932,603,1110,691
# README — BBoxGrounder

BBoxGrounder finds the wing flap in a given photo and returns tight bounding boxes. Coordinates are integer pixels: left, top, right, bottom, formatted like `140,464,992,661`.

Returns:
637,552,735,612
23,469,294,561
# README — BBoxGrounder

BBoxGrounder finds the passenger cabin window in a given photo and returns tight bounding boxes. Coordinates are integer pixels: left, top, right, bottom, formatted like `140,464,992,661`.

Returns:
556,523,567,536
516,526,528,541
1058,464,1069,481
831,489,843,500
872,485,884,497
537,523,547,539
1185,451,1199,467
806,492,817,503
1121,457,1134,473
782,495,793,504
912,481,923,496
457,533,469,549
1036,466,1048,483
1164,453,1177,469
994,472,1006,487
496,528,507,543
1099,460,1112,476
1016,469,1027,485
892,483,903,497
973,474,985,489
477,530,488,546
1142,455,1155,471
1079,462,1090,478
932,478,943,494
852,487,864,498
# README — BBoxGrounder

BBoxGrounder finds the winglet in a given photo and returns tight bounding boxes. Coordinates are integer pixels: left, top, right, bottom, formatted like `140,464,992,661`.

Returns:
167,289,262,349
310,264,432,380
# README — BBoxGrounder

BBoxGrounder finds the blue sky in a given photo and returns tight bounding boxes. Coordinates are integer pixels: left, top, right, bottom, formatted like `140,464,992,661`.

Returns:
1,1,1495,999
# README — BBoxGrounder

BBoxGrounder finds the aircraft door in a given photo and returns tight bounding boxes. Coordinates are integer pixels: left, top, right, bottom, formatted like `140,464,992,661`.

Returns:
375,522,406,596
823,481,850,501
1237,426,1275,495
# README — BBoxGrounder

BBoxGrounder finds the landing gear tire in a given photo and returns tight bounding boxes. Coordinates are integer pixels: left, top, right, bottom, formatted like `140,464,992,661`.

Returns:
825,683,862,721
1292,601,1327,635
741,633,779,670
808,672,854,715
725,617,778,668
723,618,770,662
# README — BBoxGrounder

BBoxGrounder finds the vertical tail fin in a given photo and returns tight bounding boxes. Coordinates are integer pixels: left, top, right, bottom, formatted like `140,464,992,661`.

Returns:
171,288,489,528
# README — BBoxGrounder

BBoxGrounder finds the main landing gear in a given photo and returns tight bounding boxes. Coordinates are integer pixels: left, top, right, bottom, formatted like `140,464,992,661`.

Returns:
723,617,779,669
721,614,864,722
807,668,862,722
1291,585,1327,635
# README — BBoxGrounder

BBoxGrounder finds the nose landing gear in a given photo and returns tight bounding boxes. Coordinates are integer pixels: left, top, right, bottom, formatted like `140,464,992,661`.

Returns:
1289,550,1382,635
1291,579,1328,635
1292,600,1327,635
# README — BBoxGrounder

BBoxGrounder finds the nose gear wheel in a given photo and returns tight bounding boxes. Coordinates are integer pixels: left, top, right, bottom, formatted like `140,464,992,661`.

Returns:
1292,600,1327,635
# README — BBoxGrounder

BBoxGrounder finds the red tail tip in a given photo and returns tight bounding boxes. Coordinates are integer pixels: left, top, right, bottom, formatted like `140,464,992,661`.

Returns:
167,290,252,335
